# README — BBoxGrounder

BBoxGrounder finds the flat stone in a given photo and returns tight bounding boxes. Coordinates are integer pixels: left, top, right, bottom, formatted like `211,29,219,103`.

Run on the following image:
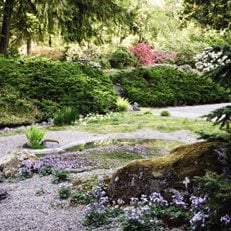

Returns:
0,188,8,201
42,139,60,149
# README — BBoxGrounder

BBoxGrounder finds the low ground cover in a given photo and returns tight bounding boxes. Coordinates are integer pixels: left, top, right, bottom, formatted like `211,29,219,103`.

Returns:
74,111,225,136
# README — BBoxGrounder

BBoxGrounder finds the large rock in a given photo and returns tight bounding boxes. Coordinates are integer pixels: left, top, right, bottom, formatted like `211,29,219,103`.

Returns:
108,141,230,202
0,150,37,177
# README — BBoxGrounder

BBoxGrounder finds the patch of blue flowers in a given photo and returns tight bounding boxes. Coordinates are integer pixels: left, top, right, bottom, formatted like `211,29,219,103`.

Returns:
83,173,231,230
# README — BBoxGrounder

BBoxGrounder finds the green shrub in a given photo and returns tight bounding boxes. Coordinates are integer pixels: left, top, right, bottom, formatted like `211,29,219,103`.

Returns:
54,107,79,126
193,172,231,230
0,57,117,126
25,126,45,149
160,110,171,117
58,186,71,199
52,169,70,184
112,66,230,107
109,48,135,69
116,97,130,112
39,166,53,176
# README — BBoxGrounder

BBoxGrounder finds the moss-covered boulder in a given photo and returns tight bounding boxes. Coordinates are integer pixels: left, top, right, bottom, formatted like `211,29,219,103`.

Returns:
107,141,229,202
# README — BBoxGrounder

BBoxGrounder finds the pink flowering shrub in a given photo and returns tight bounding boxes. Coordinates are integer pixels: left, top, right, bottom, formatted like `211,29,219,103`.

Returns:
129,42,176,66
129,42,155,66
153,50,176,64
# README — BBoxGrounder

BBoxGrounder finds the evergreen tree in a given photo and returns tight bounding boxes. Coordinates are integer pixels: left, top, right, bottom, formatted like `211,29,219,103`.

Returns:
182,0,231,134
0,0,133,54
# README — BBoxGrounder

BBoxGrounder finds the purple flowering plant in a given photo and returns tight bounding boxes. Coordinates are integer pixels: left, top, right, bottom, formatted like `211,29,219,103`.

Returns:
83,183,120,227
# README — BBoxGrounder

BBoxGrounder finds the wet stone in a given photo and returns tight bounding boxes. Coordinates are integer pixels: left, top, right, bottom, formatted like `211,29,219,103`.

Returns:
42,140,60,149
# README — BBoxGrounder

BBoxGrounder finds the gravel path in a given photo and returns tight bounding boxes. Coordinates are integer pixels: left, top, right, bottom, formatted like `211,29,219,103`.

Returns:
152,102,231,118
0,129,198,158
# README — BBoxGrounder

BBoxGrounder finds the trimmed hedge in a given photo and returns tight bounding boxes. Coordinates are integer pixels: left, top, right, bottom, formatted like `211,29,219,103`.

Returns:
111,66,230,107
0,57,116,126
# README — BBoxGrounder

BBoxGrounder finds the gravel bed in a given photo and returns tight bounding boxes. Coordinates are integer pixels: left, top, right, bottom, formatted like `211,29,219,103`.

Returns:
0,175,87,231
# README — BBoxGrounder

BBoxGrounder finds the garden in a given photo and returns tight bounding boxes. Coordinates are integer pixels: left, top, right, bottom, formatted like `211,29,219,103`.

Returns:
0,0,231,230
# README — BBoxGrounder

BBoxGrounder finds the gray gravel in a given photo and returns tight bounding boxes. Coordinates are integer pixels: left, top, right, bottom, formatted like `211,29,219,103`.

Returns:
0,175,86,231
0,129,198,158
153,102,231,118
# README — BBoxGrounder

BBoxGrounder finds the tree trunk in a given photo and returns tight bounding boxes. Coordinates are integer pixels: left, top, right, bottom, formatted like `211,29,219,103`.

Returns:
0,0,15,54
26,36,32,56
48,35,52,47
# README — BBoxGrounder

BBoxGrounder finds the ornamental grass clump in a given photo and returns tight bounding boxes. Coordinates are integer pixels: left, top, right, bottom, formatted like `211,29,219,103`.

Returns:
116,97,130,112
25,126,45,149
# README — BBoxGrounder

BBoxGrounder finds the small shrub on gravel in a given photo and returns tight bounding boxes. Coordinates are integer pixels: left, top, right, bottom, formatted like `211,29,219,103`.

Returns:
39,166,53,176
52,169,70,184
71,191,94,205
160,110,171,117
58,185,71,199
111,66,230,107
35,187,46,196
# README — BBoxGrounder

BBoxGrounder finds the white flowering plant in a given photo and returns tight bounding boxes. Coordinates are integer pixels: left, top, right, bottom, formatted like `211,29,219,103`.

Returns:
194,45,231,134
194,46,231,74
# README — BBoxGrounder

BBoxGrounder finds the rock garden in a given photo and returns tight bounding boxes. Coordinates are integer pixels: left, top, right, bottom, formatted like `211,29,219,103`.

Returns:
0,1,231,230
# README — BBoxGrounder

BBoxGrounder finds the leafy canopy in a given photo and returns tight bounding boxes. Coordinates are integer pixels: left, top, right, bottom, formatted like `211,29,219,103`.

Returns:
182,0,231,30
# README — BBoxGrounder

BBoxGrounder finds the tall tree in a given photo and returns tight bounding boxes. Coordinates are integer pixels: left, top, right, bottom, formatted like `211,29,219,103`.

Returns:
0,0,133,54
0,0,15,53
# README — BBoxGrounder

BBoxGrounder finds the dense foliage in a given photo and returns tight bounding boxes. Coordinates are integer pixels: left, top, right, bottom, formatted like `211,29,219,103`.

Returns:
109,48,135,69
0,57,117,126
183,0,231,30
0,0,133,54
111,66,230,107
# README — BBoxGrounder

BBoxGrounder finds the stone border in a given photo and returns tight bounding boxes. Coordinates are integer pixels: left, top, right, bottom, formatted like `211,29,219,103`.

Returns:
24,129,199,155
